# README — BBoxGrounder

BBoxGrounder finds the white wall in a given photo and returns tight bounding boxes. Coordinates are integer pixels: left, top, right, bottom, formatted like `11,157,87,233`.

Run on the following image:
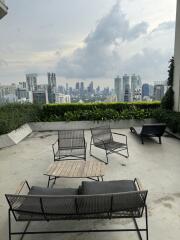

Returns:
174,0,180,111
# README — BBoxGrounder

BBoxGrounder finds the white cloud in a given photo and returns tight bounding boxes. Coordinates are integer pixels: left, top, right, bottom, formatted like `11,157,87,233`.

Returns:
56,1,149,79
56,1,174,83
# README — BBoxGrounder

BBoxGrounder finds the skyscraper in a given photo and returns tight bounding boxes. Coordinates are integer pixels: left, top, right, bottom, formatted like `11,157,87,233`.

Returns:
131,74,142,101
48,73,56,92
47,72,56,103
154,84,165,101
142,83,150,100
123,74,131,102
114,76,122,102
26,74,37,91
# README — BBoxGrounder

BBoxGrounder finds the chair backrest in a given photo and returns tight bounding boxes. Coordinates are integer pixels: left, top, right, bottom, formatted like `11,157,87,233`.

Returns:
141,123,166,136
58,130,84,140
58,130,85,149
91,126,113,145
5,190,147,220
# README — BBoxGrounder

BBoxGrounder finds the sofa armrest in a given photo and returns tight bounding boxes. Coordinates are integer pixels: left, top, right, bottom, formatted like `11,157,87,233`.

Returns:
134,178,144,191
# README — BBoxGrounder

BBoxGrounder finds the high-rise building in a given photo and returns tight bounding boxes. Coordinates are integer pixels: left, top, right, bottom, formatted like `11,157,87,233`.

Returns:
131,74,142,101
31,90,48,104
149,85,154,97
75,82,80,91
154,84,165,101
123,74,131,102
48,73,56,91
114,76,122,102
87,81,94,94
0,84,17,104
55,93,71,103
47,72,56,103
26,74,37,91
18,82,26,89
142,84,150,100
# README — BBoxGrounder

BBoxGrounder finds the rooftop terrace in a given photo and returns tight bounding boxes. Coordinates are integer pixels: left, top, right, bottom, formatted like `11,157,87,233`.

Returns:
0,129,180,240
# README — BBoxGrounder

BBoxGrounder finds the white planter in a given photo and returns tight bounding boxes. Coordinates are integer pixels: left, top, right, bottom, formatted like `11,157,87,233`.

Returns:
0,123,32,149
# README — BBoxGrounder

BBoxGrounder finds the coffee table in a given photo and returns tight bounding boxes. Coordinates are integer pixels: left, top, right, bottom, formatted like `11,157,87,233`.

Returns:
44,160,106,187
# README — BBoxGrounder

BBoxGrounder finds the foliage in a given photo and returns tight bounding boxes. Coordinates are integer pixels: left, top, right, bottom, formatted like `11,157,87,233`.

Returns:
167,56,174,86
161,56,174,110
0,103,41,135
41,102,160,121
161,87,174,110
153,108,180,133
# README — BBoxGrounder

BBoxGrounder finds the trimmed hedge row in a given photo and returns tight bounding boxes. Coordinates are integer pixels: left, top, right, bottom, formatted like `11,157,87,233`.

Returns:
41,102,160,121
0,102,160,135
0,103,41,135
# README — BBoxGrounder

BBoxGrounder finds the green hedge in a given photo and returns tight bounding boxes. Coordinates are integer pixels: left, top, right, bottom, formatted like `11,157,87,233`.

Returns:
41,102,160,121
0,103,41,135
153,109,180,133
0,102,160,135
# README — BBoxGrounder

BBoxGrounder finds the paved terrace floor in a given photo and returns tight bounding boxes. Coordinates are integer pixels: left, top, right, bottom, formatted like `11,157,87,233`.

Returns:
0,129,180,240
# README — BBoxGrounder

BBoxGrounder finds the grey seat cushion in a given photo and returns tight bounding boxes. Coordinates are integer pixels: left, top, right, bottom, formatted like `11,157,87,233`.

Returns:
16,186,78,220
79,180,137,195
29,186,78,195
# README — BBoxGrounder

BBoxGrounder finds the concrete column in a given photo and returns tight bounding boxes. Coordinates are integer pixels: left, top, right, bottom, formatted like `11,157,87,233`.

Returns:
174,0,180,111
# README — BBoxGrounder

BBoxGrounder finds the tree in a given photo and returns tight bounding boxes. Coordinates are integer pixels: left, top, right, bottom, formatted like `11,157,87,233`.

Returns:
161,57,174,110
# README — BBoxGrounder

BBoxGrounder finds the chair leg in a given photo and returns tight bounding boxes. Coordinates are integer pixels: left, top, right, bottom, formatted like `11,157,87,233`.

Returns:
126,146,129,158
141,137,144,144
105,150,109,164
89,137,93,156
159,137,162,144
8,209,11,240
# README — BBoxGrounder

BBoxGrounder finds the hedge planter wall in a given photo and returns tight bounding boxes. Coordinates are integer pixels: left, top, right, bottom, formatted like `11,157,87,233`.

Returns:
0,102,160,135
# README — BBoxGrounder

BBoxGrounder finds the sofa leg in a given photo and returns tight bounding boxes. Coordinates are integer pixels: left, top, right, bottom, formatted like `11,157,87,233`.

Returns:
19,221,31,240
145,205,149,240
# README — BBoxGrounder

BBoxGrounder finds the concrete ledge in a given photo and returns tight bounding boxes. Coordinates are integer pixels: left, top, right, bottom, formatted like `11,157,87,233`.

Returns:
29,119,156,131
0,134,15,149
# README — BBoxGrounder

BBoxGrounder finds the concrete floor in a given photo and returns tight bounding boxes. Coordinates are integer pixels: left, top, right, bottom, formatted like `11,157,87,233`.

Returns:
0,129,180,240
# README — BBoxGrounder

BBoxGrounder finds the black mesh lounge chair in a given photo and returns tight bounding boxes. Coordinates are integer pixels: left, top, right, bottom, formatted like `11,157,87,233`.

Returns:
130,123,166,144
5,178,148,240
90,126,129,164
52,129,87,161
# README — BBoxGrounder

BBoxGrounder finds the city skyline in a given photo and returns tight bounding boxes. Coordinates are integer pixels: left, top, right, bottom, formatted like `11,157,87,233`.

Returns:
0,0,176,86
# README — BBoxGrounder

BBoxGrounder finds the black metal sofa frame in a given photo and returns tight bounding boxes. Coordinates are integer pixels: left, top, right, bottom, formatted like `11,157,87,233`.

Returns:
52,129,87,161
5,179,148,240
130,123,166,144
90,126,129,164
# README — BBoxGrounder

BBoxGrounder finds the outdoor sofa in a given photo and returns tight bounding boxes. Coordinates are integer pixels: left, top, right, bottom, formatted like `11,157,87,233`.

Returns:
5,178,148,240
130,123,166,144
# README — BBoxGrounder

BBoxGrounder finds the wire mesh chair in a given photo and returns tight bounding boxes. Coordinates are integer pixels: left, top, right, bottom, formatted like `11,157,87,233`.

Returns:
90,126,129,164
52,129,87,161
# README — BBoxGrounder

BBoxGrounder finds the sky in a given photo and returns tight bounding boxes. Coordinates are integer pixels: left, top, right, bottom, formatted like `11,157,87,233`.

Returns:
0,0,177,88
